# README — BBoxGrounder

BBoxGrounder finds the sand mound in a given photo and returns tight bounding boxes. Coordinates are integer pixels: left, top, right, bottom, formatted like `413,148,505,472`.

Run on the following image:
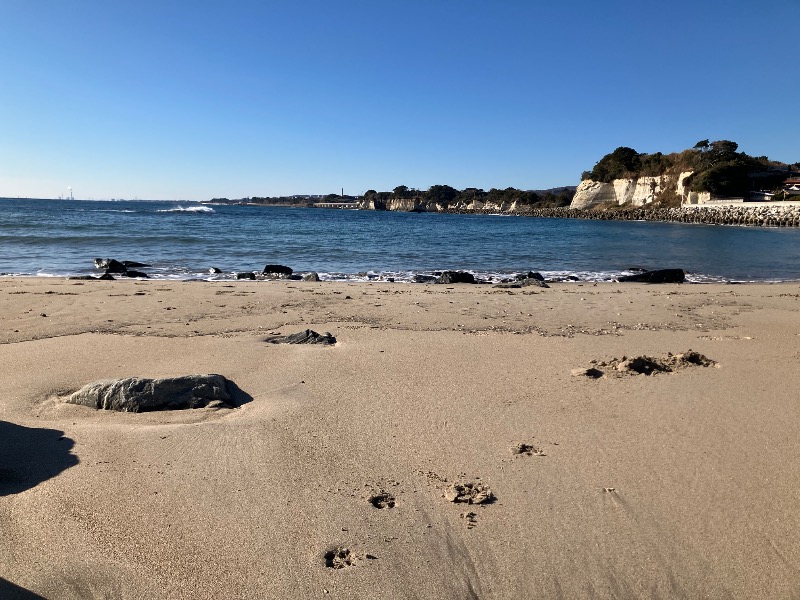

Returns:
573,350,717,378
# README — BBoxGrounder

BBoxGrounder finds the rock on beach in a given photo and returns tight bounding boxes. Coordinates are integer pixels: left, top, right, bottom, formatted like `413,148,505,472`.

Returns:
66,374,235,412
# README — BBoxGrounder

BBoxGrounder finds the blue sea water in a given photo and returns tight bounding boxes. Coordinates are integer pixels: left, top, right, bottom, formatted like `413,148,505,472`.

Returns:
2,197,800,283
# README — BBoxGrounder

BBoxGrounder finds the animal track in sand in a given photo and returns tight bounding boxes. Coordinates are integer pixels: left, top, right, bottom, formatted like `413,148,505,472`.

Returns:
460,511,478,529
367,491,396,509
510,442,546,457
323,547,377,569
445,481,495,505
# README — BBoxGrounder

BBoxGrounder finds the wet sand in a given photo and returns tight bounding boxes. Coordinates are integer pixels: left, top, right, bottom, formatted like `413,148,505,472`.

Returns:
1,277,800,599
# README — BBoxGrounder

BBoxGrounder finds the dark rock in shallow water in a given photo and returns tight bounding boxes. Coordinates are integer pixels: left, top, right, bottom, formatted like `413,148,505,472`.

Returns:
618,269,685,284
516,271,545,282
94,258,151,277
209,267,222,274
413,275,437,283
236,272,256,280
302,272,321,282
436,271,475,284
94,258,127,274
98,273,116,281
266,329,336,345
66,374,234,412
263,264,293,276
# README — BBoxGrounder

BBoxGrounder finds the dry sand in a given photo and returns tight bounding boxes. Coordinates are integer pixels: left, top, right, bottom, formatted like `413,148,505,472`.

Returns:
1,277,800,599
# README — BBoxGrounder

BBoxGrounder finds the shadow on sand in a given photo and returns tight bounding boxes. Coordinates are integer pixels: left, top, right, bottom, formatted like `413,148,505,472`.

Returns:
0,577,47,600
0,421,79,496
226,379,254,408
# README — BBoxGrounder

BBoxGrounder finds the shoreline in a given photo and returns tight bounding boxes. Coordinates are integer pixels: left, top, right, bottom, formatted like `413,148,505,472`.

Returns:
2,277,800,597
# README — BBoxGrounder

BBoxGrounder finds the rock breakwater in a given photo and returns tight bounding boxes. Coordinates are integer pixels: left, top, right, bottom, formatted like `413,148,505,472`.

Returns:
437,204,800,227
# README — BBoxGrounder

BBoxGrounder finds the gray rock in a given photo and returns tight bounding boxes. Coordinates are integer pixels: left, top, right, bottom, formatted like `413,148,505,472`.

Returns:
66,374,234,412
302,272,321,282
266,329,336,345
236,272,256,280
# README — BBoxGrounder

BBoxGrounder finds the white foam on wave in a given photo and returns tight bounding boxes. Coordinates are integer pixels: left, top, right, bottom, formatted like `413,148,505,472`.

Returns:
157,205,214,214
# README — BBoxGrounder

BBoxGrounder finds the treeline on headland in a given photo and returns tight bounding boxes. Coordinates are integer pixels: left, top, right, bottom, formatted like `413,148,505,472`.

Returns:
361,185,575,209
583,140,799,203
218,185,576,209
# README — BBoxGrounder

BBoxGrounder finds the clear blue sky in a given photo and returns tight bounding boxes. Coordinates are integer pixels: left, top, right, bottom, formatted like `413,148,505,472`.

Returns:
1,0,797,200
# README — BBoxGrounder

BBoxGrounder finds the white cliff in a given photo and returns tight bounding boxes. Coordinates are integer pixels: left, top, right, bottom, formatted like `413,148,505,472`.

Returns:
571,173,702,209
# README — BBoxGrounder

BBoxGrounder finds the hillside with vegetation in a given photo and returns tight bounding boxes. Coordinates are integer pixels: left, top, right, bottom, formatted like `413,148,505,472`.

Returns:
582,141,798,205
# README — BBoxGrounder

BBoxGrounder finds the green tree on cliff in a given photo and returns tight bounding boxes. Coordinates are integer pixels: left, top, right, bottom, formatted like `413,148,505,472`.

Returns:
584,147,642,182
425,185,459,205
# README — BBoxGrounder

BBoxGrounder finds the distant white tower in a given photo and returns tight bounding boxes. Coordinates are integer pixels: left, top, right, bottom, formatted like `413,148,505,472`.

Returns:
67,186,73,200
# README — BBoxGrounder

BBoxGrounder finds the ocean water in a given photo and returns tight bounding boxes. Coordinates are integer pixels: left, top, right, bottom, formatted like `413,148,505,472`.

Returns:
2,197,800,283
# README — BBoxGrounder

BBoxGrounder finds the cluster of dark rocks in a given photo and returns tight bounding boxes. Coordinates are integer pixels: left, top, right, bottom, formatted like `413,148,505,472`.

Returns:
234,264,320,282
413,269,685,285
67,258,153,280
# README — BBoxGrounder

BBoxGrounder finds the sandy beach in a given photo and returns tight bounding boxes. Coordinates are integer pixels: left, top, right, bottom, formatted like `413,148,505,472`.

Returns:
2,277,800,599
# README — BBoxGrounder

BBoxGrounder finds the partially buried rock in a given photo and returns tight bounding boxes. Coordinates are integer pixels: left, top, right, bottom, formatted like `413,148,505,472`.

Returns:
66,374,234,412
436,271,475,284
302,272,320,282
266,329,336,345
236,272,256,280
444,481,495,505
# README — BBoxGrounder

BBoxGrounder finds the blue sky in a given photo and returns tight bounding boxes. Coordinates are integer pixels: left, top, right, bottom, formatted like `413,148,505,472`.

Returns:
1,0,797,200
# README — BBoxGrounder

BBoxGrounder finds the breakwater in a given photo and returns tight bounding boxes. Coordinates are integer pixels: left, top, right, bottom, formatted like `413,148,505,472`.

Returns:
438,204,800,227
